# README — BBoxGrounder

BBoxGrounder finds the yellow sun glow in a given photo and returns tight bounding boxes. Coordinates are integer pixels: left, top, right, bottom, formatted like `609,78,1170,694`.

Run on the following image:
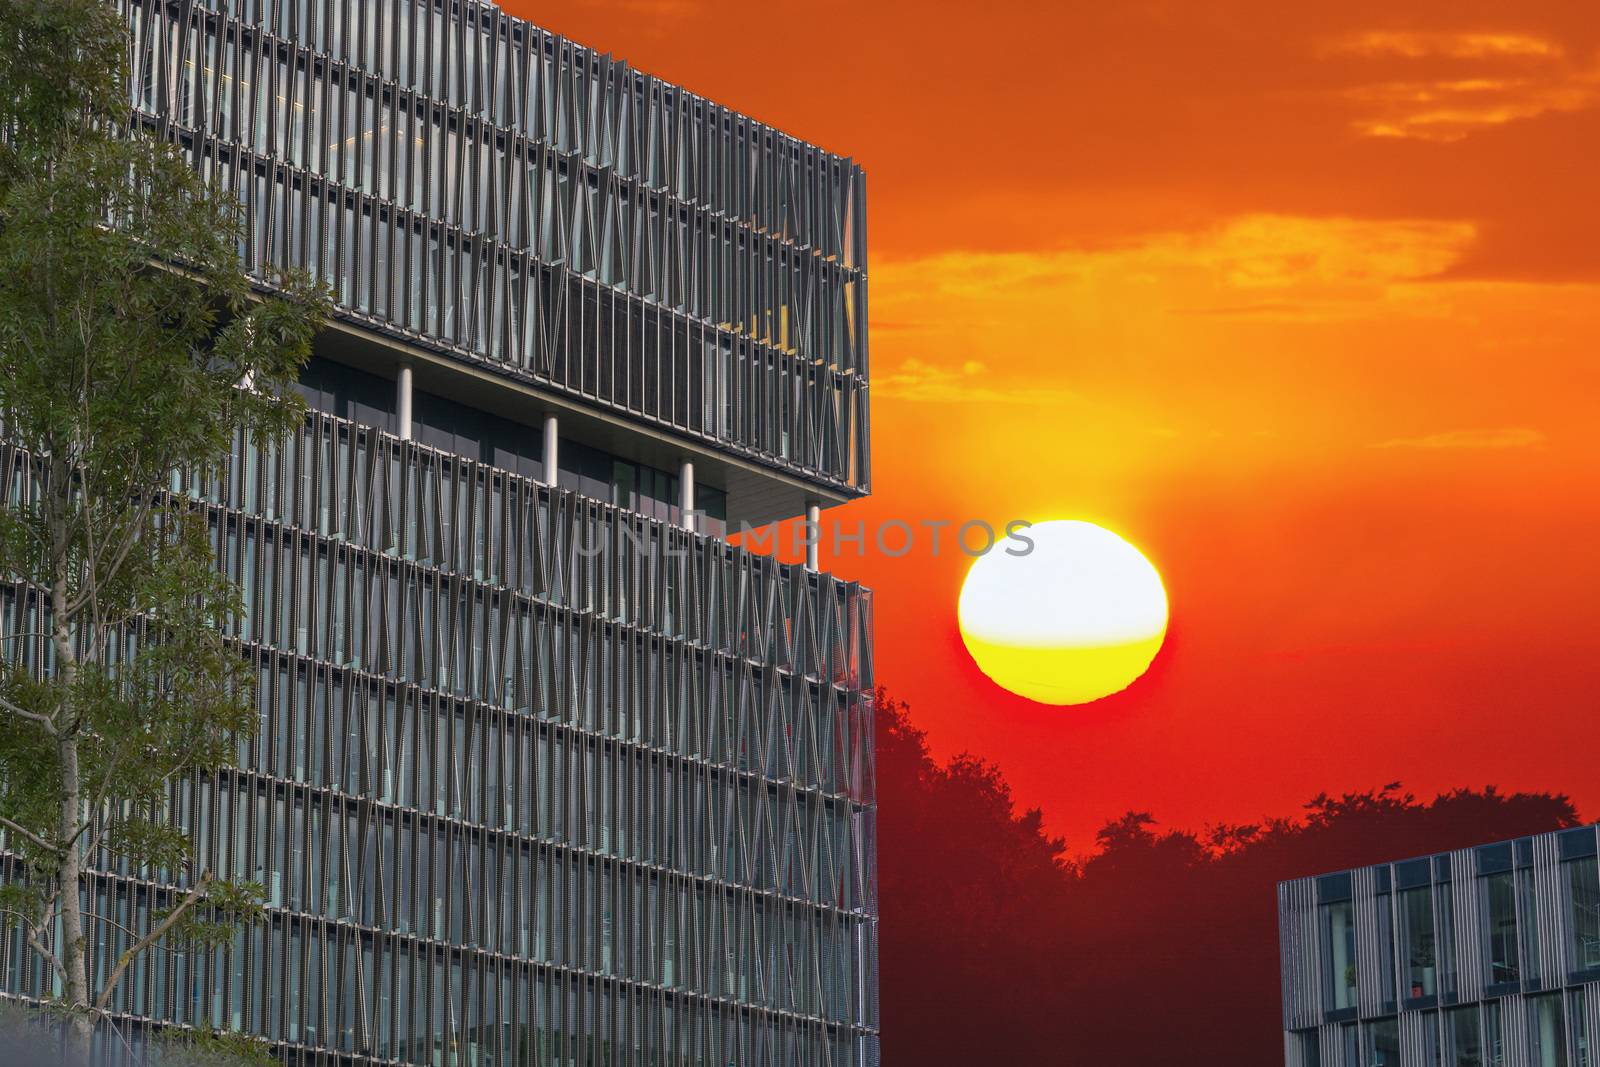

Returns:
958,520,1169,705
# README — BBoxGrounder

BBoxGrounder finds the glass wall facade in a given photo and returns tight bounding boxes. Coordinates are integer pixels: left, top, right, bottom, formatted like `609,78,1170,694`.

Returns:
0,412,878,1066
0,1,877,1064
1280,827,1600,1067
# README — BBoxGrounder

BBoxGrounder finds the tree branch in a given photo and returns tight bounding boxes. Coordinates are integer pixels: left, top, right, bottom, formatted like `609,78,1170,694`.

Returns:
77,455,105,651
79,741,139,856
0,815,57,854
93,873,213,1013
66,493,156,618
0,905,67,984
80,910,193,957
0,693,58,734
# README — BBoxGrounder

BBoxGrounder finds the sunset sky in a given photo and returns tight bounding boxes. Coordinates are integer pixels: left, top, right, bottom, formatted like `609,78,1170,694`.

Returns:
500,0,1600,849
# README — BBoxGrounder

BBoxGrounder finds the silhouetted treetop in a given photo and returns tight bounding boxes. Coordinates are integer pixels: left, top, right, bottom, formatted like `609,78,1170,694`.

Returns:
875,687,1581,1066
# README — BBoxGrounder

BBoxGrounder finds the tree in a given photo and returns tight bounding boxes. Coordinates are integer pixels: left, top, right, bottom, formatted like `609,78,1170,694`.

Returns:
0,0,327,1058
874,688,1580,1066
0,1000,273,1067
873,689,1075,1063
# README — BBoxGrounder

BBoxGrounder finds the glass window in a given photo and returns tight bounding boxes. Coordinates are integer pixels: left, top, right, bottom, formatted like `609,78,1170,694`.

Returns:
294,356,398,433
1449,1006,1484,1067
1532,994,1569,1067
1368,1018,1401,1067
551,436,719,529
1322,899,1358,1010
1377,894,1398,1007
1571,990,1591,1067
1403,885,1439,999
1438,883,1458,997
1485,1001,1506,1067
1521,867,1543,981
1300,1031,1322,1067
1485,872,1521,984
700,484,729,539
1423,1010,1445,1066
610,459,637,512
1569,858,1600,972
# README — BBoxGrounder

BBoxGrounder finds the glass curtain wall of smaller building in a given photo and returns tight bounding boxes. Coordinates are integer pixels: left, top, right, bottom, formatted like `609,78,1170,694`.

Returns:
1280,826,1600,1067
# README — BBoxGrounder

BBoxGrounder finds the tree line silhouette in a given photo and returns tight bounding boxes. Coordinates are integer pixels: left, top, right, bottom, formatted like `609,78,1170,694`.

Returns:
874,689,1579,1065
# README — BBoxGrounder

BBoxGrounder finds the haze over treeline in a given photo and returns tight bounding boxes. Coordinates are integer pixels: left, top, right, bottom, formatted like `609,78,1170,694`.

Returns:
874,689,1579,1065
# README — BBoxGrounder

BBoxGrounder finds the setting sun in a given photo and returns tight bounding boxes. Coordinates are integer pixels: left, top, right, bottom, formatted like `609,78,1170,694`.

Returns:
958,521,1169,705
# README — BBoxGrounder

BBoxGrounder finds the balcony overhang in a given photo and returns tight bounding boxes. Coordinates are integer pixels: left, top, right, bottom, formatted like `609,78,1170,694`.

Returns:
317,318,857,529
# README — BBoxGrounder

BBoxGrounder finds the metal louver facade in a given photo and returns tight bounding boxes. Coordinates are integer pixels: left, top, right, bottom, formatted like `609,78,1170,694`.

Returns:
120,0,870,506
1279,825,1600,1067
0,1,878,1065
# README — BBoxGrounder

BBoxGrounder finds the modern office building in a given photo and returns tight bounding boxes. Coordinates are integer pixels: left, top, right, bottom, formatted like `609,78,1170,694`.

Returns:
1,2,877,1064
1279,824,1600,1067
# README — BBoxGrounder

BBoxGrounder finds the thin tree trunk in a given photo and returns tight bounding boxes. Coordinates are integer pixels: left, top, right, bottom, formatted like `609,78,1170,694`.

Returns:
52,543,93,1061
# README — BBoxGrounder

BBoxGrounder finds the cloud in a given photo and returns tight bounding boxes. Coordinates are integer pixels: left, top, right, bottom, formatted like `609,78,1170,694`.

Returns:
875,215,1476,328
875,357,1079,406
864,216,1578,456
1191,215,1473,290
1376,427,1545,450
1326,29,1600,141
871,214,1480,418
500,0,1600,280
1332,31,1563,61
1345,78,1600,142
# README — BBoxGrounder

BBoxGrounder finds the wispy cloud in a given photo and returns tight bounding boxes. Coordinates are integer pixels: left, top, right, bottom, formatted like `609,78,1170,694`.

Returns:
1332,31,1563,61
875,358,1079,406
1376,427,1545,450
1192,215,1473,290
1345,78,1600,142
866,217,1576,462
878,215,1474,327
1326,30,1600,141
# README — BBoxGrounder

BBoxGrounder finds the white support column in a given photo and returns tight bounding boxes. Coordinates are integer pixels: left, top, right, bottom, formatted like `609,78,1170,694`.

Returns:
396,362,414,441
679,460,695,532
806,501,821,571
542,414,559,487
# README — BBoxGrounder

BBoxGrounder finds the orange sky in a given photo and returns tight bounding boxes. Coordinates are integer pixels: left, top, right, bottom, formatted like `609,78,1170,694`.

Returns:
500,0,1600,848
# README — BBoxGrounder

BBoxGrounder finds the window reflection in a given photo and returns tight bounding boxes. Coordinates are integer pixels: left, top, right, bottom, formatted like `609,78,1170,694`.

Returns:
1449,1006,1484,1067
1300,1031,1321,1067
1532,994,1569,1067
1485,1001,1506,1067
1568,858,1600,972
1571,991,1591,1067
1367,1018,1401,1067
1485,871,1520,984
